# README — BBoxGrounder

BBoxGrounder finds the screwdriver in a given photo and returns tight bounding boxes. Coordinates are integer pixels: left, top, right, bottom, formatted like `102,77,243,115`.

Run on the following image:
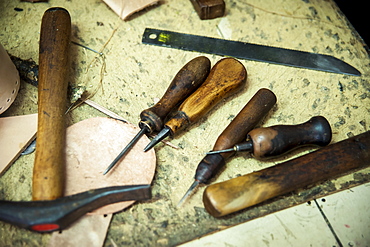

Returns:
206,116,332,158
143,57,247,152
103,56,211,175
178,88,277,206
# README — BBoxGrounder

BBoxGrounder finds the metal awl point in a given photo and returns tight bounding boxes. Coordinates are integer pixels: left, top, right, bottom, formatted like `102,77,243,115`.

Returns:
104,127,149,175
177,180,199,207
206,148,235,155
143,127,171,152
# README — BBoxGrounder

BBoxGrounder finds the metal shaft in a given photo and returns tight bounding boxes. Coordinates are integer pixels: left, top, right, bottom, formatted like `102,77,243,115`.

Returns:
206,147,235,155
104,127,148,175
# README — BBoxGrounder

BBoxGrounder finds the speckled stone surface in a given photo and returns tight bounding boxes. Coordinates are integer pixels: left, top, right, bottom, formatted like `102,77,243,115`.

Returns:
0,0,369,246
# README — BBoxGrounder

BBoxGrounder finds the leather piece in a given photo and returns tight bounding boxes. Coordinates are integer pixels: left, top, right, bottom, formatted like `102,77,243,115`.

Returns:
0,114,38,176
103,0,159,20
48,117,155,246
48,214,112,247
64,117,156,215
0,44,20,114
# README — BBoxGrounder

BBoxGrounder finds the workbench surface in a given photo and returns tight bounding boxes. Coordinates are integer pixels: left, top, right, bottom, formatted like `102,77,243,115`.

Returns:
0,0,369,246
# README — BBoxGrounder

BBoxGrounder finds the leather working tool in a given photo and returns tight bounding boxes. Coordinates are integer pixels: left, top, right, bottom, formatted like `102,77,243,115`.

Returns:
142,28,361,76
144,57,247,151
104,56,211,175
178,88,277,206
206,116,332,157
32,7,71,201
0,184,151,233
203,130,370,217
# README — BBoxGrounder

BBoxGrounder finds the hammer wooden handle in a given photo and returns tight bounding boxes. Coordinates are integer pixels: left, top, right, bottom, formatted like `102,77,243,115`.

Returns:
203,130,370,217
32,8,71,201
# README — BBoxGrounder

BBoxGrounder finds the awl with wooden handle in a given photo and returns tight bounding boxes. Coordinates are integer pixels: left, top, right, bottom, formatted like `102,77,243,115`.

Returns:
178,88,277,205
206,116,332,158
103,56,211,174
203,130,370,217
32,8,71,201
143,57,247,151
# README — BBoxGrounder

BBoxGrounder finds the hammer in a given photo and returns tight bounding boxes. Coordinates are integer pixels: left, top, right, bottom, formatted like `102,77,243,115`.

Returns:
32,8,71,201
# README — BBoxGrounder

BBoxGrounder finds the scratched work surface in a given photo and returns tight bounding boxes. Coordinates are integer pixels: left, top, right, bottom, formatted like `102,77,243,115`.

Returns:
0,0,369,246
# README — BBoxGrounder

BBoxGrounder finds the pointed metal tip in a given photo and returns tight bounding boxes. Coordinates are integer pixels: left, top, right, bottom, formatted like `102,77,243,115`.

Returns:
103,160,117,175
350,68,361,76
103,127,148,175
144,127,171,152
206,148,234,155
102,168,110,176
177,180,200,208
143,141,155,152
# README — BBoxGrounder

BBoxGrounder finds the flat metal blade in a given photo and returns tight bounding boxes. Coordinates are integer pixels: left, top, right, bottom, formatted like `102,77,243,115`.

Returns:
142,28,361,76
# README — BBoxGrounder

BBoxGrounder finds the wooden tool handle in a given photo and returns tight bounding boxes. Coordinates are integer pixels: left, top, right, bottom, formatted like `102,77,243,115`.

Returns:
140,56,210,132
32,8,71,201
213,88,277,160
194,89,276,183
249,116,332,159
203,130,370,217
166,57,247,134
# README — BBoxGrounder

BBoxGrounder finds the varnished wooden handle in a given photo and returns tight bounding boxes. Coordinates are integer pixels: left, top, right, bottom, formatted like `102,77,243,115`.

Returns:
203,130,370,217
194,89,276,183
32,8,71,201
213,88,277,160
249,116,332,159
166,57,247,134
140,56,210,132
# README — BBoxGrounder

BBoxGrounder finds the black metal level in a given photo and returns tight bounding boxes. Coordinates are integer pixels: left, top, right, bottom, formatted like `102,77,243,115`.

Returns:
142,28,361,76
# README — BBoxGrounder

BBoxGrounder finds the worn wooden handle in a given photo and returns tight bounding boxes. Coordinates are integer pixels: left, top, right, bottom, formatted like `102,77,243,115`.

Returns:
166,57,247,134
32,8,71,201
249,116,332,159
203,130,370,217
194,88,276,183
213,88,277,160
140,56,210,132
